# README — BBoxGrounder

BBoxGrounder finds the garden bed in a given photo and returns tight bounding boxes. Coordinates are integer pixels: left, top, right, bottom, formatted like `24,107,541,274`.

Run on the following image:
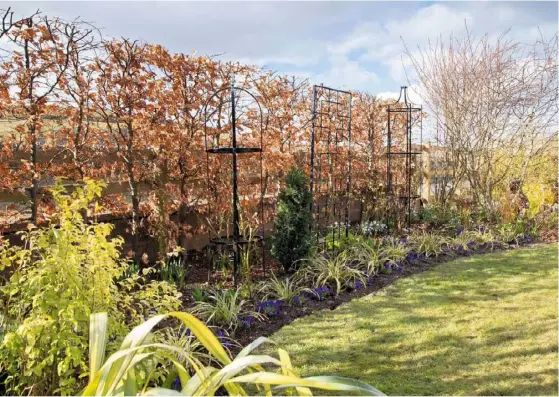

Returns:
230,239,541,352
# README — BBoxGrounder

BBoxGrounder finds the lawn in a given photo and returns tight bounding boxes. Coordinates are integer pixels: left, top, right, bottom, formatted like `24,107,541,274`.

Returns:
269,244,558,396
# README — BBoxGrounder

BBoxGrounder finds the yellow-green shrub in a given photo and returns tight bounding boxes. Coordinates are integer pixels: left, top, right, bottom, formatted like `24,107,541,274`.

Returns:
524,183,556,218
0,180,181,396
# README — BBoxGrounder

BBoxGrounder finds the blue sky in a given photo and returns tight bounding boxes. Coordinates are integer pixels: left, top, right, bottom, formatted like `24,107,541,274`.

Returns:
4,1,558,99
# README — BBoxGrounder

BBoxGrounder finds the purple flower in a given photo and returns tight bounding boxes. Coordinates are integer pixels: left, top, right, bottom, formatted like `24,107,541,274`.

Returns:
396,263,403,272
258,300,282,316
172,377,181,391
179,327,192,337
311,286,331,300
406,251,418,264
456,227,464,235
240,315,255,328
355,280,362,290
216,330,231,348
302,291,314,300
293,295,301,305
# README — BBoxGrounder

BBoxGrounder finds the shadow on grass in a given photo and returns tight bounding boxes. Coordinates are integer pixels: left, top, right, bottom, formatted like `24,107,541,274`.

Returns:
268,245,558,396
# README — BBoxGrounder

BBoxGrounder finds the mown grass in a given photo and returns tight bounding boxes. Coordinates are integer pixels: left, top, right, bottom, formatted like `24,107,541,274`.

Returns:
270,244,558,396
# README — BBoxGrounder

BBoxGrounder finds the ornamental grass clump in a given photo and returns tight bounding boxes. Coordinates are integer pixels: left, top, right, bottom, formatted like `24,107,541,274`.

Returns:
191,288,263,331
296,253,366,296
496,223,524,245
380,237,410,266
465,228,498,249
341,239,383,276
451,232,475,253
408,232,450,258
258,273,312,305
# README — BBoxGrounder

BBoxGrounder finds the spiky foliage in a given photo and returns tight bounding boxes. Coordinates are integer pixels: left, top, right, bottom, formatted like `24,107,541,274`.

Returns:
465,228,498,249
84,312,384,396
451,232,475,252
258,274,312,304
190,288,263,331
296,253,367,296
497,223,524,245
341,239,383,276
380,237,410,266
408,232,451,258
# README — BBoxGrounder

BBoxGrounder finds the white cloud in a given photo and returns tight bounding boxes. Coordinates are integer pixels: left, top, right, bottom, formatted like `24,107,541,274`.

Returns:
377,91,399,100
312,55,379,91
317,1,557,93
3,1,556,94
377,84,422,104
385,3,471,40
325,3,476,89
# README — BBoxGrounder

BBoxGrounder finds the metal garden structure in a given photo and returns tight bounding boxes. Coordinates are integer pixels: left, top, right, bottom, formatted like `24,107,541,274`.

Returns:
386,86,423,231
203,80,265,287
309,84,352,249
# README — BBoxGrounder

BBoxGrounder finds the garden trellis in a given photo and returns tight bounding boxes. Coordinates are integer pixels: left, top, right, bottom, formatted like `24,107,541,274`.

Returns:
203,80,266,286
386,86,423,231
0,11,433,258
309,84,353,249
1,11,557,395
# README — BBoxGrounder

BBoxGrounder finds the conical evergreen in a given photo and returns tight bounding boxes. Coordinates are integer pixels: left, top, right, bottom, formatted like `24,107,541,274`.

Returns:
271,167,313,272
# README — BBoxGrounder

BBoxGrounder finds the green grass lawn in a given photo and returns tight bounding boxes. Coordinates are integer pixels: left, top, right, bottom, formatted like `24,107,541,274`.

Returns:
270,245,558,396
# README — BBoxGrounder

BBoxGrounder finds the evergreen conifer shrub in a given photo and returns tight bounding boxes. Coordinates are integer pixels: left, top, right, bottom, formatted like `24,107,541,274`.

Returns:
271,167,313,272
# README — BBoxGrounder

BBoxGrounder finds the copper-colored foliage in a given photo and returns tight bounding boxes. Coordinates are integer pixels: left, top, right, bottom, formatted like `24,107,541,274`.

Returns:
0,11,420,245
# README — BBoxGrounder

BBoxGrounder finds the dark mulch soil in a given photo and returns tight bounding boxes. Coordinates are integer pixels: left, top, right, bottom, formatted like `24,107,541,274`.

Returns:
229,241,547,354
181,251,283,288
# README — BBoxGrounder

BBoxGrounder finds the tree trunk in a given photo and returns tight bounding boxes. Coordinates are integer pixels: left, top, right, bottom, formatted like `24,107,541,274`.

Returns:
127,160,140,260
156,157,170,256
30,120,38,224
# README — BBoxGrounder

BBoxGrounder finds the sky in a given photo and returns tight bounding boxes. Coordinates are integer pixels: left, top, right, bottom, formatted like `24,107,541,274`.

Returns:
2,1,558,101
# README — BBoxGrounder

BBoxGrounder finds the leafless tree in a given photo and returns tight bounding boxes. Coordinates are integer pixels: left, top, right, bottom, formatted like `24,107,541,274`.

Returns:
405,25,558,213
